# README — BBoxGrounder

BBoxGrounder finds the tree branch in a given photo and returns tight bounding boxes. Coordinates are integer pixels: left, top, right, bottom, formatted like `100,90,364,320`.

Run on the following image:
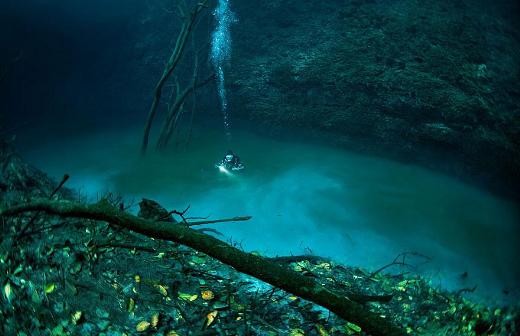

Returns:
187,216,252,227
141,0,210,155
0,199,404,336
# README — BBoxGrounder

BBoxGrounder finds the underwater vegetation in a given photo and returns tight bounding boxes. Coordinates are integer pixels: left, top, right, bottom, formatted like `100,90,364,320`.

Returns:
1,0,520,335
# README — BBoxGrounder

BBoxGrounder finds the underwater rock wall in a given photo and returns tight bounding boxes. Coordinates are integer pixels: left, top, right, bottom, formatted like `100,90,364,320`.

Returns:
226,0,520,197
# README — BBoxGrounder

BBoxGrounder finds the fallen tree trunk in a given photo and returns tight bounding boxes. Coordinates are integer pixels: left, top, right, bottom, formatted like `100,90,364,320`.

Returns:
0,199,403,336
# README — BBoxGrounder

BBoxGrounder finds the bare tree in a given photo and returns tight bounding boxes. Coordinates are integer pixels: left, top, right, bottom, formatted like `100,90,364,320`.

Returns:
141,0,214,155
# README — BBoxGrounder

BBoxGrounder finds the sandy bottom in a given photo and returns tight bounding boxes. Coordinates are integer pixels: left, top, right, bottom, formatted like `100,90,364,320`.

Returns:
21,126,520,304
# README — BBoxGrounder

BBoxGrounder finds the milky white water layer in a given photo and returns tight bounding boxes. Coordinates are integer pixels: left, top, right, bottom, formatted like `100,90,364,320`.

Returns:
22,127,520,303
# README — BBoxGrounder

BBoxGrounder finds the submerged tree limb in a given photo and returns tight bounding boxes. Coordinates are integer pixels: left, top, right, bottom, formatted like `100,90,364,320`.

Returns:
141,0,209,155
0,199,403,336
155,72,215,150
187,216,252,227
369,251,431,279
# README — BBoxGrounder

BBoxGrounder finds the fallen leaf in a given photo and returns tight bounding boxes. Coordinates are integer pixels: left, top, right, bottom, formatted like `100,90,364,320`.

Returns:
151,313,159,328
44,283,56,294
3,281,13,302
205,310,218,327
71,311,82,325
345,322,362,333
136,321,150,332
289,329,305,336
317,262,332,270
127,298,135,313
191,256,206,265
178,292,198,302
13,264,24,275
201,290,214,300
155,284,168,297
316,324,329,336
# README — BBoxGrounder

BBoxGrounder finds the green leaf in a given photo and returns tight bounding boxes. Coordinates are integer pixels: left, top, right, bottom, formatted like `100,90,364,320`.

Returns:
178,292,198,301
45,283,56,294
345,321,362,333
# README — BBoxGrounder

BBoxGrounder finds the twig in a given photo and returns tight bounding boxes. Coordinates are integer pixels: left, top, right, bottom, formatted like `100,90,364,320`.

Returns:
160,204,191,222
186,215,211,220
17,174,70,238
187,216,252,227
369,251,431,278
50,174,70,198
455,285,477,296
183,267,230,282
17,221,69,238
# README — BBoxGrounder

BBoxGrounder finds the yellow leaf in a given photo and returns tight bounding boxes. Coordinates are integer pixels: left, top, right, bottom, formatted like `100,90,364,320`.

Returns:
151,313,159,328
165,331,179,336
155,284,168,297
71,311,82,325
201,290,214,301
136,321,150,332
134,275,141,283
127,298,135,313
44,283,56,294
3,281,13,302
289,329,305,336
316,324,329,336
317,262,332,270
205,310,218,327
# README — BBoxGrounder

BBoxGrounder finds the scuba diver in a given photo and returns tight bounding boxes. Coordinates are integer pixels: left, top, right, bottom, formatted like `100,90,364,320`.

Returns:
216,150,244,171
